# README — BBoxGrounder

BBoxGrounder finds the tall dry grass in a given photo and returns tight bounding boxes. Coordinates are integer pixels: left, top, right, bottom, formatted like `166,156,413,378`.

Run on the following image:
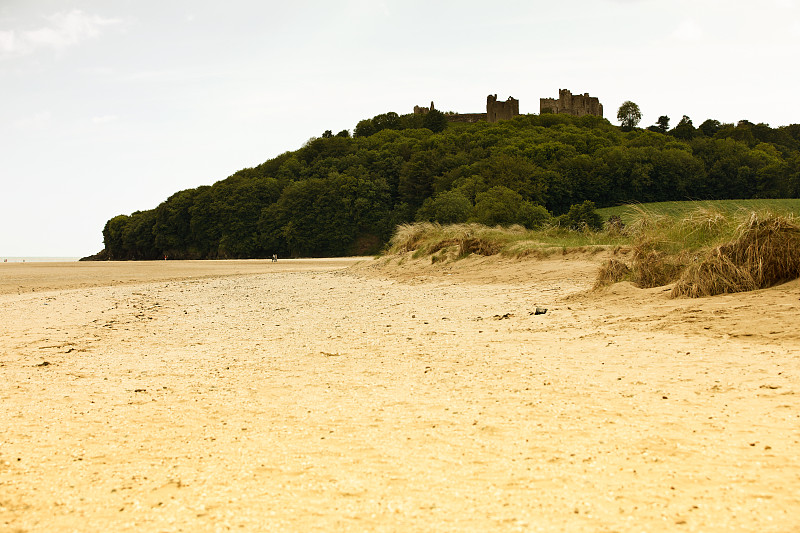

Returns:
386,207,800,297
387,223,509,259
594,259,631,288
671,212,800,297
390,223,440,253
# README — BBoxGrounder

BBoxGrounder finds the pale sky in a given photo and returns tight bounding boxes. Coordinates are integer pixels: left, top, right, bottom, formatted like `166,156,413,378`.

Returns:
2,0,799,257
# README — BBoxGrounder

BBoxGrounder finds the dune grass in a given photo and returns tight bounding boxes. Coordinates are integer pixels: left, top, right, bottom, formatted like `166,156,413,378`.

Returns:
671,213,800,297
387,222,628,261
386,200,800,297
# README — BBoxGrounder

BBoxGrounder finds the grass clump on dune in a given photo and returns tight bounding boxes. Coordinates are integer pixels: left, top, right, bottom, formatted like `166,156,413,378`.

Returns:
594,259,632,288
671,213,800,297
386,222,623,261
388,223,511,260
619,206,800,296
388,200,800,297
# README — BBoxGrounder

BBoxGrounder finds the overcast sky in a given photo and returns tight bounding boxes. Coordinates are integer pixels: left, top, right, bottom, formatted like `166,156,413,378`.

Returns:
2,0,799,257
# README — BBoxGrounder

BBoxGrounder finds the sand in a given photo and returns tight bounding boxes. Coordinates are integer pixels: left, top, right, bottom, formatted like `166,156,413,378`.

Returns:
1,256,798,532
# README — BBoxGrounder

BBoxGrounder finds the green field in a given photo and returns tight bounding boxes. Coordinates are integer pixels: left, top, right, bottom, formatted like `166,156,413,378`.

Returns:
596,199,800,224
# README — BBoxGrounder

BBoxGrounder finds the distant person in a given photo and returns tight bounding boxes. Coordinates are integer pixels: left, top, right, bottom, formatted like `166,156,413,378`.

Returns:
272,254,278,262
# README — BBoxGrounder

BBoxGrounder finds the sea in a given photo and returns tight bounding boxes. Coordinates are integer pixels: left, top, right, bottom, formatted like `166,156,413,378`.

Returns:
1,257,81,263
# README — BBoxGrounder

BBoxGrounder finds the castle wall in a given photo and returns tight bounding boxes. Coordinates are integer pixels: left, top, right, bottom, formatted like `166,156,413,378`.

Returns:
413,89,600,125
446,113,486,123
540,89,603,117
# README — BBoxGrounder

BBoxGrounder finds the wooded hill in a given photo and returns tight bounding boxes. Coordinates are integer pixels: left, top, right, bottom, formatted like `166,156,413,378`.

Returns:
97,112,800,259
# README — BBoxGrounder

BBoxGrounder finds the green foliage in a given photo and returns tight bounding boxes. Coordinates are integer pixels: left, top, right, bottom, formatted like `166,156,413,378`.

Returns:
698,119,721,137
671,115,697,140
102,215,131,259
472,186,526,226
617,101,642,129
470,186,551,228
355,111,427,138
260,172,391,257
648,115,670,133
558,200,603,231
422,109,449,133
99,110,800,259
354,119,376,138
416,190,473,224
518,202,552,229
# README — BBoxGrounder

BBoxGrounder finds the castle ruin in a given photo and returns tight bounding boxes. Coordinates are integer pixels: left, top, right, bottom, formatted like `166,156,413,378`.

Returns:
412,88,602,124
540,89,603,117
413,101,435,115
414,95,520,123
486,94,519,122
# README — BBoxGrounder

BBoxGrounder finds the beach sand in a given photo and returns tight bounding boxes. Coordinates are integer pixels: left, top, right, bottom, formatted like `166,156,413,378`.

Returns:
1,256,798,531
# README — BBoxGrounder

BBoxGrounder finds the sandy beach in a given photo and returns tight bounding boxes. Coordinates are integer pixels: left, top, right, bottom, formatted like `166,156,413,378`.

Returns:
1,256,798,532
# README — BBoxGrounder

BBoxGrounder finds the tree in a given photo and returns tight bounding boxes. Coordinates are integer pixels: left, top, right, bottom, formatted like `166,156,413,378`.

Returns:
617,101,642,129
471,186,532,226
372,112,401,131
671,115,696,140
648,115,670,133
354,119,376,138
102,215,130,259
261,173,391,257
415,190,473,224
698,119,721,137
558,200,603,231
517,202,552,229
423,108,449,133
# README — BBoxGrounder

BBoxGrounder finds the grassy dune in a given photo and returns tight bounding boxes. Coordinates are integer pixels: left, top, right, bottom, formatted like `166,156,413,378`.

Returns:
385,200,800,297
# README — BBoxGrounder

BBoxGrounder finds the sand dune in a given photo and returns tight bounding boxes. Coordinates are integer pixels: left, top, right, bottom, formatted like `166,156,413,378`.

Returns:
1,256,798,531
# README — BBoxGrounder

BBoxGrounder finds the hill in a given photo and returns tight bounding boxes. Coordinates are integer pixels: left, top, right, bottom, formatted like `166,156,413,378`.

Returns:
95,112,800,260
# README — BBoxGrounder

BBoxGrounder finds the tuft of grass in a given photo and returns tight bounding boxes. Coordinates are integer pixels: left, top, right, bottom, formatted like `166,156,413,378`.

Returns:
630,244,689,288
672,212,800,297
390,223,441,253
458,237,502,257
671,252,758,297
594,259,631,288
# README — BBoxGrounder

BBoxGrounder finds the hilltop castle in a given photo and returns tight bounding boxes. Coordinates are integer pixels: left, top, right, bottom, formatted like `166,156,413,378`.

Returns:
414,95,520,123
540,89,603,117
414,89,602,123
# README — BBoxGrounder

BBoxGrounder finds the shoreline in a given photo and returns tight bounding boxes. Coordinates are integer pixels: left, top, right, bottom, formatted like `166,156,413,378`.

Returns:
1,257,81,263
0,257,369,295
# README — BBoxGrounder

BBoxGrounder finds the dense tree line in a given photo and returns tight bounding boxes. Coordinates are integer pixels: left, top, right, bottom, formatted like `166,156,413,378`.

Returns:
100,111,800,259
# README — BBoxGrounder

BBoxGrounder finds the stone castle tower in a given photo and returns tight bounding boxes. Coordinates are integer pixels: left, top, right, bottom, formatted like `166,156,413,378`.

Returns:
540,89,603,117
413,101,435,115
486,95,519,123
